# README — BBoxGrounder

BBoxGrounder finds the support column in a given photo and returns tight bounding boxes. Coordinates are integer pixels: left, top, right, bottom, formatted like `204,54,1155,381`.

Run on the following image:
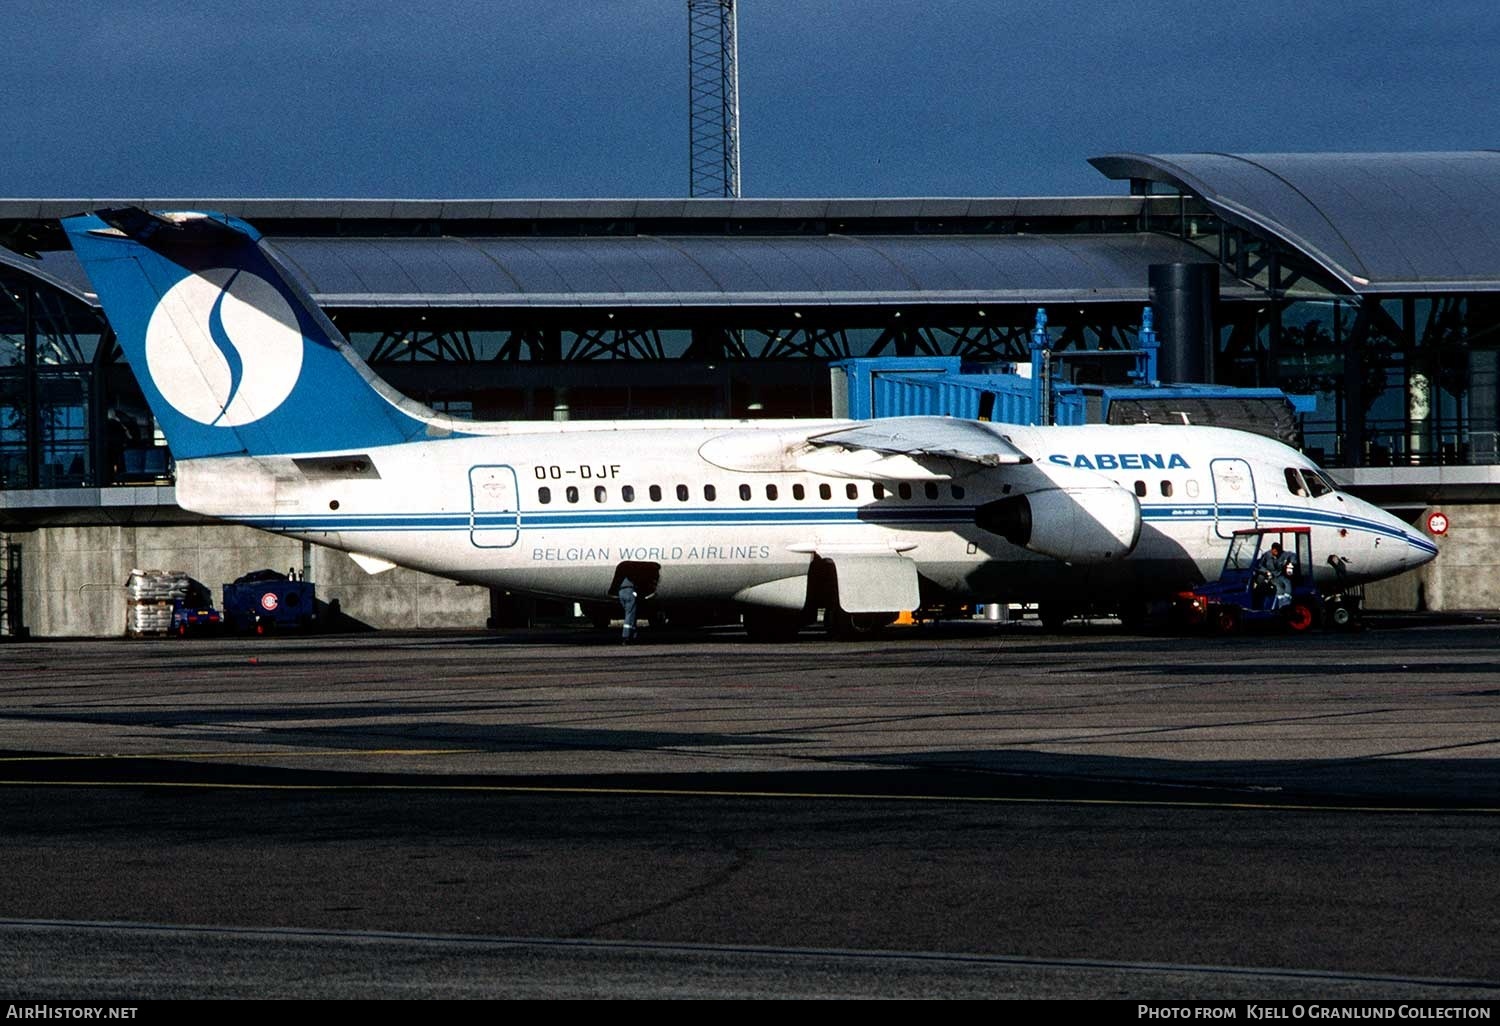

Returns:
1148,263,1218,384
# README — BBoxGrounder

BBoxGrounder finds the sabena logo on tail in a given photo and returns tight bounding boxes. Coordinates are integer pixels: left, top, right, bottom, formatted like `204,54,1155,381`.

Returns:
145,267,304,427
63,207,454,458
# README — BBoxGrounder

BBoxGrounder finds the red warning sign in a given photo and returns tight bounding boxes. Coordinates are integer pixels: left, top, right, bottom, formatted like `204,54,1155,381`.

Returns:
1427,511,1450,536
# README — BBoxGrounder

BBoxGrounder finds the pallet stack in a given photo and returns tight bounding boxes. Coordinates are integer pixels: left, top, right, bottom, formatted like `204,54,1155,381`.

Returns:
125,569,190,637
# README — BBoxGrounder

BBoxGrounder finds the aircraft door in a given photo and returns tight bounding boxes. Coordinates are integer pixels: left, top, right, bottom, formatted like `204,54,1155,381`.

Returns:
1210,458,1258,539
469,465,520,548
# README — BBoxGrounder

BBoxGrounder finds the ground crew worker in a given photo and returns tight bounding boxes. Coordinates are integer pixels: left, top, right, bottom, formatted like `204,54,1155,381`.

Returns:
1257,541,1295,610
618,575,638,643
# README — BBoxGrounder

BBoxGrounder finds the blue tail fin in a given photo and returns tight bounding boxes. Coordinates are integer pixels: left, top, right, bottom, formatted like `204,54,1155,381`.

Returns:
63,208,437,459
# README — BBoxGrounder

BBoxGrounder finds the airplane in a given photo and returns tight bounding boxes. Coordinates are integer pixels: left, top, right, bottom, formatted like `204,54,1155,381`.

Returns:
60,207,1438,637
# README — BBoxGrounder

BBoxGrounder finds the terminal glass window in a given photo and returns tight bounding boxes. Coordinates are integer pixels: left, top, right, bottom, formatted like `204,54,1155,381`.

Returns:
0,376,26,488
0,283,22,369
37,373,91,487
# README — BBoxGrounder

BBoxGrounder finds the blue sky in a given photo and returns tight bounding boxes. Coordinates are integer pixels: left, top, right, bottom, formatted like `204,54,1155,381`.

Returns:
4,0,1496,199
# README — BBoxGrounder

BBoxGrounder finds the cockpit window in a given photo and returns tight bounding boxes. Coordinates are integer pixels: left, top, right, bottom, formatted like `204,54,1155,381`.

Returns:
1303,470,1334,498
1284,468,1308,496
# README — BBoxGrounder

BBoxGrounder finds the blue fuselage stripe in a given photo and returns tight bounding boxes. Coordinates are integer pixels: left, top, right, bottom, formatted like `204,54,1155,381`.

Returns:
232,500,1426,548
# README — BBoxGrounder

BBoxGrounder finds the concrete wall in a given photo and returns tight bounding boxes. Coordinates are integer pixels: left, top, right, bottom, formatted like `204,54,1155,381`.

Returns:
14,524,490,637
1362,503,1496,612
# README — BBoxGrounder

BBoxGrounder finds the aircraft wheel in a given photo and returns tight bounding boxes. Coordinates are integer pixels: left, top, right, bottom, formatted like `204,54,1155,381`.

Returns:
1117,600,1148,632
1327,603,1355,629
1038,603,1070,631
1287,601,1316,632
827,607,896,640
742,609,803,642
1211,605,1240,635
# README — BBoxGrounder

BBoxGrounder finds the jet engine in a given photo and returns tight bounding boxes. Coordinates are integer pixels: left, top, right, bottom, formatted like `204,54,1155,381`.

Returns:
977,485,1141,563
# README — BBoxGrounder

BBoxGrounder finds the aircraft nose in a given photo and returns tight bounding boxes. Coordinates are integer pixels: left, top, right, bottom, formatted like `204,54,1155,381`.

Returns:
1403,528,1439,569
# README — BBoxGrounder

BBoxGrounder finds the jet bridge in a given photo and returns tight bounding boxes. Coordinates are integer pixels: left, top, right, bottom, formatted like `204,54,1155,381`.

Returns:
830,356,1312,446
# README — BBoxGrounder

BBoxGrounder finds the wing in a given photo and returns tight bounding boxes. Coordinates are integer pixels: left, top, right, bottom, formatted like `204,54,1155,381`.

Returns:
801,416,1031,476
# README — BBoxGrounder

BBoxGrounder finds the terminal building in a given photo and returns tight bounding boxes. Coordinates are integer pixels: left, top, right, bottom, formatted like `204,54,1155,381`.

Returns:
4,151,1498,636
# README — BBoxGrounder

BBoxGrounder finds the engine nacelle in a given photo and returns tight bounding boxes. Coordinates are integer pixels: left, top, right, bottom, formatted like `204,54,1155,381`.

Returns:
976,485,1141,563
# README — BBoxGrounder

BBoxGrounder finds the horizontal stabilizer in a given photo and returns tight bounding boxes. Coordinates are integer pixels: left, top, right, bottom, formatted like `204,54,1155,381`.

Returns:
92,207,254,247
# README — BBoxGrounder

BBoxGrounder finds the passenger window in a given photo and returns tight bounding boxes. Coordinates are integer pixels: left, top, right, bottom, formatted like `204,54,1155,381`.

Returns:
766,484,778,500
538,487,551,505
649,485,662,502
792,483,806,500
819,483,832,500
898,483,912,500
1285,468,1308,496
951,485,965,500
1134,480,1147,497
1186,480,1199,498
873,483,886,499
622,485,635,503
1160,481,1173,497
676,484,689,501
566,486,579,504
739,484,751,501
924,483,939,500
594,485,606,503
846,483,859,500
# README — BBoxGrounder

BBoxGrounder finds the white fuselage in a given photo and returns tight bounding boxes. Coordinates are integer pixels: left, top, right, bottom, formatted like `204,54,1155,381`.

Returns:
174,420,1435,610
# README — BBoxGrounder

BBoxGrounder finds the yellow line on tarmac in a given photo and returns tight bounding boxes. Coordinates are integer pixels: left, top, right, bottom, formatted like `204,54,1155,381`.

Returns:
0,776,1495,815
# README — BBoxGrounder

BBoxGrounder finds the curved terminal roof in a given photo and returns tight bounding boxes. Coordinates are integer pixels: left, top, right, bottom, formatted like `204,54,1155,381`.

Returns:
1090,152,1500,293
267,233,1218,309
3,218,1224,310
